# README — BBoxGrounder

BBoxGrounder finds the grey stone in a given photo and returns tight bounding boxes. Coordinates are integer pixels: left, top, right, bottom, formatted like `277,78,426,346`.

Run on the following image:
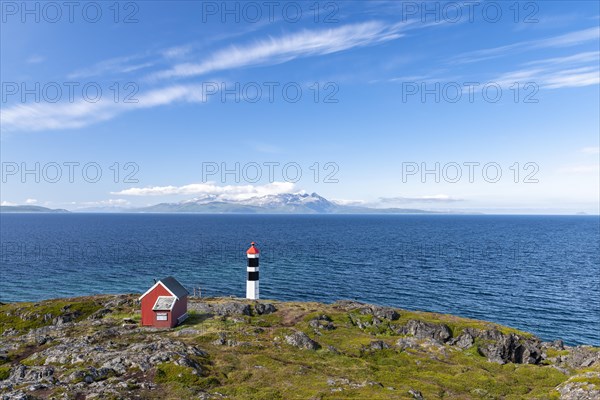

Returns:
254,303,277,315
284,331,320,350
400,320,452,343
369,341,391,350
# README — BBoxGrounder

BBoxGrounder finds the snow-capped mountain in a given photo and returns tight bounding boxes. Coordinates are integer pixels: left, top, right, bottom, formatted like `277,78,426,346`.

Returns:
135,192,434,214
137,192,340,213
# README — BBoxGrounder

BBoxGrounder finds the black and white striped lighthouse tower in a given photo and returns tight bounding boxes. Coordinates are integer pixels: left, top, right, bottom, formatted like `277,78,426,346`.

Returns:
246,242,260,299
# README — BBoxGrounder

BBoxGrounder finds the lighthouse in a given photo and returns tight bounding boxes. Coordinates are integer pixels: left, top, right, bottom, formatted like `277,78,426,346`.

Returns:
246,242,260,299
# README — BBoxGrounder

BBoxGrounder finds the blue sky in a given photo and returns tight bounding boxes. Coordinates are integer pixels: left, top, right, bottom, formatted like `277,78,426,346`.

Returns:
1,1,599,213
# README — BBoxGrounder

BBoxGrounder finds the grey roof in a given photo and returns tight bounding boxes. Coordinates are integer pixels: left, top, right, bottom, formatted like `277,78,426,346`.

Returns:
160,276,189,298
153,296,176,311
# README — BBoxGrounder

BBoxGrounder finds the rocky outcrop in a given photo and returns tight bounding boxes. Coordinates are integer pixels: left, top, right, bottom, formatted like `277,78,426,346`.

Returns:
369,340,391,351
0,319,207,397
563,346,600,369
309,315,335,331
284,331,320,350
188,300,277,317
334,301,400,321
399,320,452,343
254,303,277,315
448,332,475,349
556,372,600,399
189,301,252,316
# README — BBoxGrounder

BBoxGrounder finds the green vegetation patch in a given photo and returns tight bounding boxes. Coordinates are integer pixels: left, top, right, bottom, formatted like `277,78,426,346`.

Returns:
0,297,103,335
0,365,11,381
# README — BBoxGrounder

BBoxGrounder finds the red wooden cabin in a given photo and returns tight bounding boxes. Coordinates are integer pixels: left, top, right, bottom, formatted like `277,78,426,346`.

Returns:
139,276,189,328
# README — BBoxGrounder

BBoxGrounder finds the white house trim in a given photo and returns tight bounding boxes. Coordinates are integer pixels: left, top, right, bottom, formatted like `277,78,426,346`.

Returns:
139,281,179,300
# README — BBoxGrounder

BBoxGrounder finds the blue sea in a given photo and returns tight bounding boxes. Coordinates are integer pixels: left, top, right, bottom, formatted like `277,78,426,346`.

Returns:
0,214,598,346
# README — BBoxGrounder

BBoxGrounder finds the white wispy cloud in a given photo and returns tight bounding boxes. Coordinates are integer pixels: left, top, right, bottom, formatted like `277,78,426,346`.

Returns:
111,181,296,200
67,53,158,79
451,27,600,64
1,201,17,206
493,66,599,89
331,199,367,206
4,20,414,133
490,51,600,90
379,195,464,203
25,198,38,204
151,21,407,80
524,51,600,66
73,199,132,209
161,45,193,59
0,84,209,132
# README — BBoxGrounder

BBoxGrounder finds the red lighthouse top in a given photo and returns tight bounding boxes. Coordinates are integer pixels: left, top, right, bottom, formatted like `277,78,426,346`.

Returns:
246,242,260,254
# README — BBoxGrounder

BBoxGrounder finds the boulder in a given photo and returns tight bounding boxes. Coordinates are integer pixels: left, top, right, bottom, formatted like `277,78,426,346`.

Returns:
309,315,335,331
254,303,277,315
214,302,252,316
399,320,452,343
564,346,600,369
334,301,400,320
357,306,399,321
284,331,320,350
556,372,600,400
52,311,82,326
449,332,474,349
189,302,252,316
89,308,112,320
408,389,424,399
174,328,201,337
396,337,420,350
369,341,390,350
477,333,543,365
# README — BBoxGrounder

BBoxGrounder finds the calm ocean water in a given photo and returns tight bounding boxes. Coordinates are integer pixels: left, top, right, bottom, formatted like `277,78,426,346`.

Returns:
0,214,598,345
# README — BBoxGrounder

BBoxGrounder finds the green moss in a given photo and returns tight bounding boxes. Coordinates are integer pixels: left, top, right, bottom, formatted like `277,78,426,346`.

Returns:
546,348,570,358
569,376,600,385
155,363,218,388
20,355,46,366
0,366,11,380
0,298,102,335
107,312,140,322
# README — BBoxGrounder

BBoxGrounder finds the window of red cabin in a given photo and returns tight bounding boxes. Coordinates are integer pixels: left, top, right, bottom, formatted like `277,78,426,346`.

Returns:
156,313,168,321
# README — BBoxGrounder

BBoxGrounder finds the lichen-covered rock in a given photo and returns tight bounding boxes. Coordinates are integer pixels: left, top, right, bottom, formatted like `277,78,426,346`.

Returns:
449,332,475,349
556,372,600,399
89,308,112,320
284,331,320,350
334,301,400,320
174,328,201,337
369,340,390,350
189,301,252,316
476,331,543,365
7,365,54,385
396,337,420,350
564,346,600,369
0,390,33,400
309,315,335,331
399,320,452,343
254,303,277,315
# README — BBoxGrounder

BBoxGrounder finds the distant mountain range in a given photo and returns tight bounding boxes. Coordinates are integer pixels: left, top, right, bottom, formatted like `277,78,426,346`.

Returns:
1,193,439,214
135,192,436,214
0,205,70,213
